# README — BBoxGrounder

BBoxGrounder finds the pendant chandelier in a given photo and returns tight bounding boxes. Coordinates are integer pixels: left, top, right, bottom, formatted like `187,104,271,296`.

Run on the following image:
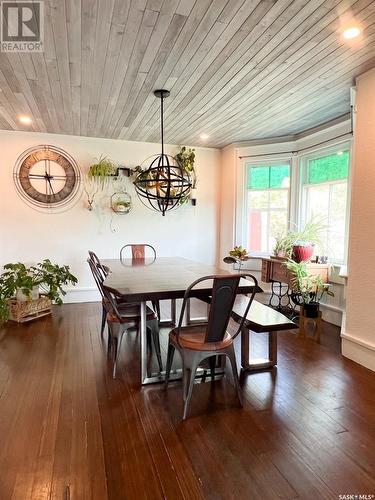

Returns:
133,90,192,216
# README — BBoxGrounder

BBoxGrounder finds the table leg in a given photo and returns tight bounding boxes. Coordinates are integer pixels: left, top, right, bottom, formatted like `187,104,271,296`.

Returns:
140,301,147,384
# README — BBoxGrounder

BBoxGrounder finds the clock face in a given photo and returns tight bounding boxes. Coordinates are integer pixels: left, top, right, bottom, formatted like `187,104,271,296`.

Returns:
14,145,81,211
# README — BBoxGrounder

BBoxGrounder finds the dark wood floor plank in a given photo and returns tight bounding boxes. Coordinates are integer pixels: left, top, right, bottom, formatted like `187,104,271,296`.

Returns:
134,387,206,499
88,316,165,500
1,302,375,500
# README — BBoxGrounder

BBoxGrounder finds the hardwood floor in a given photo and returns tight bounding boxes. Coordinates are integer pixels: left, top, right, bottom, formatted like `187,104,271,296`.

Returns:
0,302,374,500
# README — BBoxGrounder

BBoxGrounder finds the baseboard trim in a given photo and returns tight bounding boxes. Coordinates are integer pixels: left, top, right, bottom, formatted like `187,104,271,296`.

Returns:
341,332,375,371
64,287,100,304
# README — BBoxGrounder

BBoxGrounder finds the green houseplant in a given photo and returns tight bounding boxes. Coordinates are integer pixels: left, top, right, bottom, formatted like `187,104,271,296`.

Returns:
175,146,197,205
88,156,117,188
286,259,334,317
223,246,249,270
0,260,78,321
175,146,196,178
272,217,328,261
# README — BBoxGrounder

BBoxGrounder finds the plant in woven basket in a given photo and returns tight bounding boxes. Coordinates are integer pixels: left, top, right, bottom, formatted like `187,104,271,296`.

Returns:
0,260,78,321
0,263,37,300
33,259,78,305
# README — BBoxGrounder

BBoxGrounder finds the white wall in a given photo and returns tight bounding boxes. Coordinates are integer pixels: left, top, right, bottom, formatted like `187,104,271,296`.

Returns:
343,67,375,371
0,130,220,302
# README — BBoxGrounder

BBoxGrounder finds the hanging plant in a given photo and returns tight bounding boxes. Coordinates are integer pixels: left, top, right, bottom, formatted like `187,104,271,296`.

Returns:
88,156,117,189
175,146,195,171
175,146,197,188
111,191,132,214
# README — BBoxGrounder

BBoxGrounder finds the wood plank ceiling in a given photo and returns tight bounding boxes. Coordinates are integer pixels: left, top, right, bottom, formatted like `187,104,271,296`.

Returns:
0,0,375,148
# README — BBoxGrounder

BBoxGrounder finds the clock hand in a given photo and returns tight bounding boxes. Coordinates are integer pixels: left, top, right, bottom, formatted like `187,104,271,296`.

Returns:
29,174,66,179
29,174,49,179
46,175,55,195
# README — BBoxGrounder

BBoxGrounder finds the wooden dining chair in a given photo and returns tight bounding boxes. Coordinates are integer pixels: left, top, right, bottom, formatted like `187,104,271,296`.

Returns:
88,257,163,377
165,273,258,420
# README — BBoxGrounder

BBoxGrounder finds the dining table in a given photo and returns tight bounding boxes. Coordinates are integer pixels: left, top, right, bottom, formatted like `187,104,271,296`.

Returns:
102,257,263,385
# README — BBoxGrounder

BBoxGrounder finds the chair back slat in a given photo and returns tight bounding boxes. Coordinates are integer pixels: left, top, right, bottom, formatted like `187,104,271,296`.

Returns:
131,245,145,260
120,244,156,263
205,276,240,343
175,273,260,346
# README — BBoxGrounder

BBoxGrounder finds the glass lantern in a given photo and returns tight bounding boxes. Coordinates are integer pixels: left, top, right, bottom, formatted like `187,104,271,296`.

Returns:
111,190,132,214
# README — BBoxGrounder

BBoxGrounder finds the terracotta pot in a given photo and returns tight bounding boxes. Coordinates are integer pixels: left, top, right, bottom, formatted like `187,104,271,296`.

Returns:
292,244,314,262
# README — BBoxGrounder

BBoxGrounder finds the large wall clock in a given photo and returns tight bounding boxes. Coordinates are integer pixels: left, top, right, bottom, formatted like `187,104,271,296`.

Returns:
13,145,81,211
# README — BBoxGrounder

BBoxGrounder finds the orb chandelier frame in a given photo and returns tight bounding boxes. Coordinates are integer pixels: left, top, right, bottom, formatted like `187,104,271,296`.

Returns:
133,89,192,216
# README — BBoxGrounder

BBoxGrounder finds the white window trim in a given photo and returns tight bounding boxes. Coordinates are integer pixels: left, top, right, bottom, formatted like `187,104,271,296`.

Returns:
237,157,293,257
236,141,352,265
298,142,352,265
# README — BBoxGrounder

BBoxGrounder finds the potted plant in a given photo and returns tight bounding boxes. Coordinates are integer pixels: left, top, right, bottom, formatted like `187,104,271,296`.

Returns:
289,217,327,262
0,263,40,302
223,245,249,270
272,217,327,262
0,260,78,322
286,259,334,318
272,231,294,259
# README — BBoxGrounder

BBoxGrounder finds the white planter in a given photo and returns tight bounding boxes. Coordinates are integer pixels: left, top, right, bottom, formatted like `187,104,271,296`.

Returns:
16,286,40,302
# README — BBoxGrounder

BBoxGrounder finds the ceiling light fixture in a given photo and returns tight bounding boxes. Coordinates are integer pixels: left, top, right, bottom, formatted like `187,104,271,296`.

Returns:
19,115,32,125
343,26,361,39
200,134,209,140
133,90,192,216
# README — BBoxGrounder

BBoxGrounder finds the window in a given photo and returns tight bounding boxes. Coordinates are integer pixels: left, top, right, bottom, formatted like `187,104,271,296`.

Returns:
245,164,290,254
301,150,350,263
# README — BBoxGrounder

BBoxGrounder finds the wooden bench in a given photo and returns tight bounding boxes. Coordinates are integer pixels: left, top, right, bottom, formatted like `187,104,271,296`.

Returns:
231,298,298,371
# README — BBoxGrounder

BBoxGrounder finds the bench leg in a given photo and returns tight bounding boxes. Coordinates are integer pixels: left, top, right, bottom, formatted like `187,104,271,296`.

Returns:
241,327,278,372
269,331,277,366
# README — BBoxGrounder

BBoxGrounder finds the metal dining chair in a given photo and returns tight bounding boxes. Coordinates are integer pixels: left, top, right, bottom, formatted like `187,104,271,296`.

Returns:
165,273,258,420
119,244,157,263
88,257,163,377
119,244,177,325
88,250,111,338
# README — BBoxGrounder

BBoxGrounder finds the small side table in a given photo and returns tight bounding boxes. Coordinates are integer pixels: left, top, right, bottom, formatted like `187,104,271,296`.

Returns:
299,307,322,342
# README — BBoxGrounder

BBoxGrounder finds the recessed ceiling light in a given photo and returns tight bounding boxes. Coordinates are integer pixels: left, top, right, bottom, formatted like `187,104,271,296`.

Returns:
19,115,32,125
343,26,361,40
200,134,209,140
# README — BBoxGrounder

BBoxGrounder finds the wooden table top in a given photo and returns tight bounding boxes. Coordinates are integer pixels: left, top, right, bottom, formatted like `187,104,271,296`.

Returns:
102,257,263,302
